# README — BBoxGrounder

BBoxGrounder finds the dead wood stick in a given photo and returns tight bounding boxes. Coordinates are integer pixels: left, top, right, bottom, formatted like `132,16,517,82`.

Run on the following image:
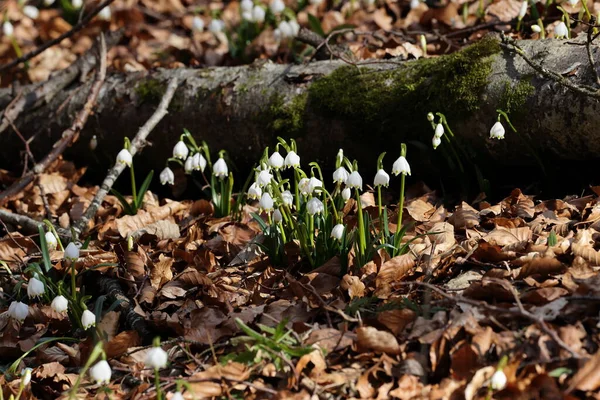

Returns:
71,77,179,237
0,209,44,232
0,34,108,204
0,0,116,73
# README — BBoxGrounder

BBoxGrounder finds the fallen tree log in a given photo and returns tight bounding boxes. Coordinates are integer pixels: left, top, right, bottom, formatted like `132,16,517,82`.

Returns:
1,33,600,194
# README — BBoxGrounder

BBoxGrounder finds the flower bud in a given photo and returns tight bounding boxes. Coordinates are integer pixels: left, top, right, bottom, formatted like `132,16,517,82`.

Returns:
531,24,542,33
45,231,58,251
3,21,14,37
21,368,32,386
490,370,507,390
23,6,40,19
518,1,527,19
273,209,283,223
432,135,442,149
427,112,434,122
184,157,194,174
342,187,351,201
434,123,444,139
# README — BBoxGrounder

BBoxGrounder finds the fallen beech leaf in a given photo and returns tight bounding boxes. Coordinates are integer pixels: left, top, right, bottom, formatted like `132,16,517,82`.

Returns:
356,326,401,354
105,330,141,359
567,349,600,392
464,366,495,400
375,254,415,297
305,328,355,353
377,308,416,336
149,254,174,289
295,349,326,377
341,274,365,299
406,199,436,222
517,257,565,279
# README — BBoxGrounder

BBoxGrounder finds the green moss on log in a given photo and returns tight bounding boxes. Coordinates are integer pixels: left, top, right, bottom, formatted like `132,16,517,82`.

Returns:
307,36,501,124
135,79,166,105
498,79,535,115
266,92,308,136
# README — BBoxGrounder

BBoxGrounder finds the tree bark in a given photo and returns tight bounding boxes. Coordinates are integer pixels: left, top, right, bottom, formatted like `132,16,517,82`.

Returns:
1,33,600,192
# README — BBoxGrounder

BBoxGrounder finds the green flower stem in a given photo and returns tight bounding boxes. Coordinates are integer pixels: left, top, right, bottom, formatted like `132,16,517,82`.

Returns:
68,342,104,400
355,189,366,256
130,162,137,206
154,368,163,400
308,214,315,248
293,169,301,211
394,172,406,254
70,261,77,305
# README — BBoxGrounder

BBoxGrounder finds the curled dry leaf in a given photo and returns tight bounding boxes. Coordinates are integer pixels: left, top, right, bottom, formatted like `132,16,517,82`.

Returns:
448,201,480,229
125,249,147,278
149,254,174,290
375,254,415,297
377,308,416,336
115,201,187,237
341,274,365,299
356,326,401,355
567,349,600,393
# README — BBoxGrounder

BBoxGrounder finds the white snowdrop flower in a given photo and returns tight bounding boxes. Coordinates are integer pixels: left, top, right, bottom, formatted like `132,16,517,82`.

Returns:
241,0,254,12
568,0,579,6
192,16,205,32
392,156,411,176
213,158,228,178
21,368,32,386
248,182,262,200
64,242,80,261
171,392,185,400
310,0,323,5
116,149,132,167
184,157,194,174
45,231,58,251
8,301,28,322
270,0,285,14
23,6,40,19
531,24,542,33
554,21,568,38
192,153,206,171
337,148,344,163
490,370,507,390
278,21,293,38
81,309,96,329
284,151,300,168
273,209,283,223
489,121,505,140
432,135,442,149
269,152,284,169
259,192,274,211
346,171,363,190
374,169,390,187
289,20,300,36
256,170,273,187
434,123,444,139
51,295,68,313
27,275,45,298
306,197,324,215
3,21,14,37
298,178,311,195
364,0,376,5
410,0,420,8
518,1,527,19
44,0,56,5
98,6,111,20
281,190,293,206
308,177,322,193
209,19,225,33
342,187,351,201
72,0,83,8
252,6,266,23
145,346,168,369
427,112,434,122
173,141,189,160
333,166,349,184
89,360,111,384
331,224,345,240
242,10,253,20
160,167,175,185
273,28,282,41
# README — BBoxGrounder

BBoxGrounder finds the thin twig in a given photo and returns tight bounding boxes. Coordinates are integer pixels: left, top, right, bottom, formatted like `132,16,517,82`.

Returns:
0,34,108,204
0,0,116,72
71,77,179,238
0,209,44,232
585,16,600,86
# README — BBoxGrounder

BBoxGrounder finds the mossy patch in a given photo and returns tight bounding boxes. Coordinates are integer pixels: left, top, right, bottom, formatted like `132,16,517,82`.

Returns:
265,92,308,136
135,78,166,106
307,36,501,126
498,78,535,115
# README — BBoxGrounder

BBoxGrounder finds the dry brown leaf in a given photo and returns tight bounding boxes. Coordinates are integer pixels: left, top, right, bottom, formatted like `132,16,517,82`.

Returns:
518,257,565,279
448,201,480,229
341,274,365,299
356,326,401,354
305,328,355,353
105,330,141,359
484,226,532,247
377,308,416,336
567,349,600,392
375,254,415,297
406,199,436,222
115,201,187,237
295,349,326,377
149,254,174,289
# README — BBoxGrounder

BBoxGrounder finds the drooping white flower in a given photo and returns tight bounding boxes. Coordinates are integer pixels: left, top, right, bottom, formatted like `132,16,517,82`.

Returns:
184,157,194,174
145,346,168,369
116,149,132,167
308,177,322,193
98,6,111,20
531,24,542,33
331,224,345,240
333,167,349,184
273,209,283,223
173,141,189,160
341,187,351,201
392,156,411,176
346,171,363,190
171,392,185,400
21,368,32,386
256,170,273,187
241,0,254,12
410,0,420,9
27,275,45,298
64,242,80,261
192,16,205,32
306,197,324,215
278,21,293,38
252,5,266,22
213,158,228,178
259,192,274,211
284,151,300,168
242,10,252,20
51,295,68,313
289,20,300,36
373,169,390,187
269,152,284,169
160,167,175,185
8,301,28,322
432,135,442,149
568,0,579,6
490,370,507,390
89,360,111,384
209,19,225,33
489,121,505,140
192,153,207,171
23,5,40,19
281,190,293,206
273,28,282,41
434,123,444,139
248,182,262,200
270,0,285,14
45,231,58,251
72,0,83,8
81,309,96,329
3,21,14,37
298,178,310,195
518,1,527,19
554,21,568,38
